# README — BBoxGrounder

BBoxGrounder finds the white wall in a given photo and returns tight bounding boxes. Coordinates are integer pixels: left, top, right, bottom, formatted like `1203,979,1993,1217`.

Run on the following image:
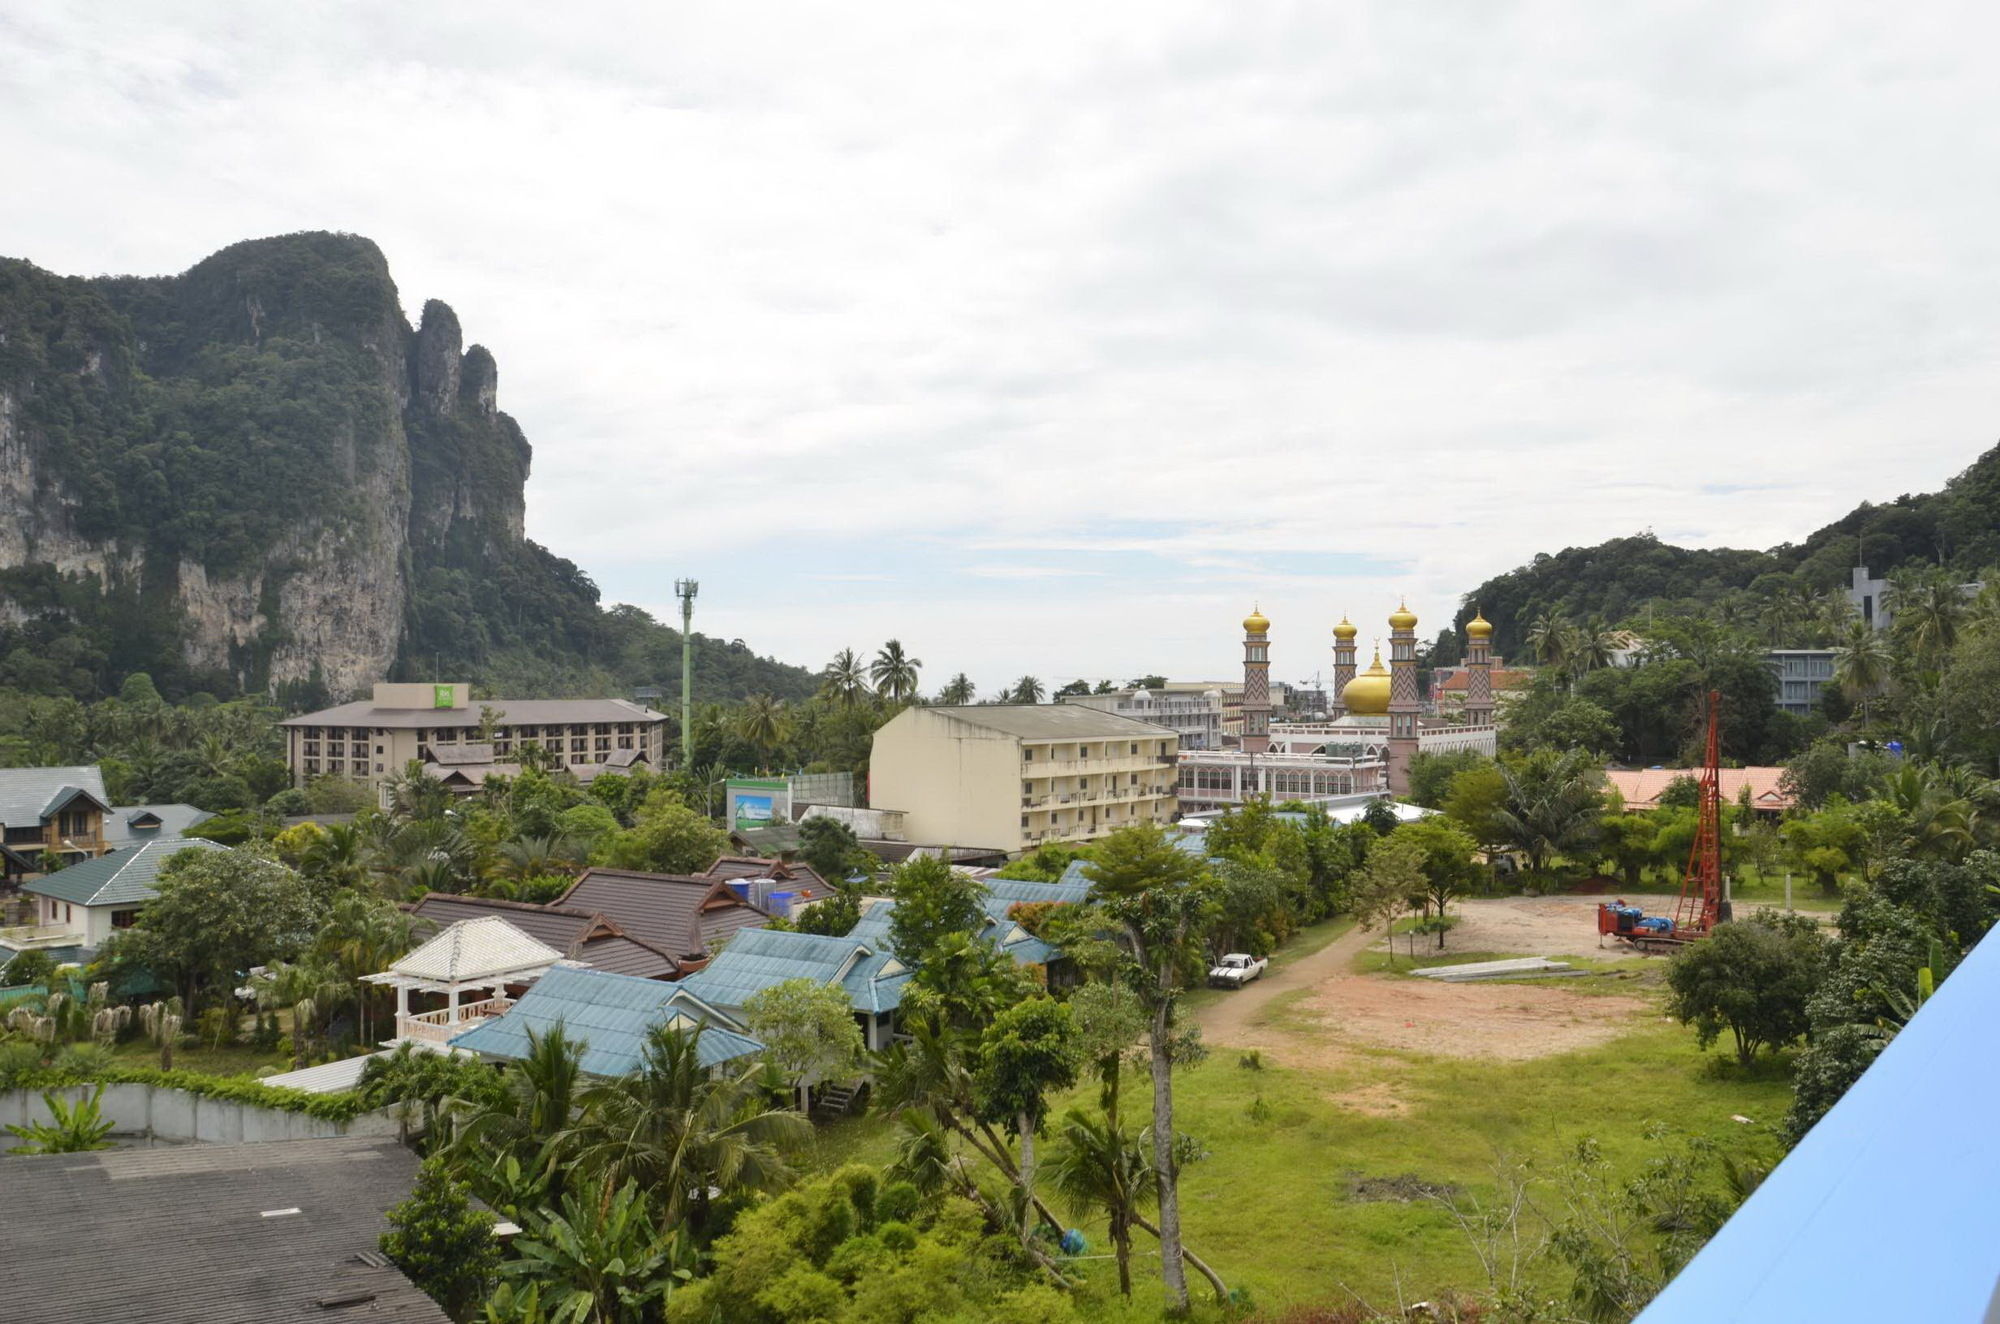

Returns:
0,1082,402,1143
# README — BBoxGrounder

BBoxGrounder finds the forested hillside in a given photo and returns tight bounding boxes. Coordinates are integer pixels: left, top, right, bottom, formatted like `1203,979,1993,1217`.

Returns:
1459,443,2000,656
0,232,814,708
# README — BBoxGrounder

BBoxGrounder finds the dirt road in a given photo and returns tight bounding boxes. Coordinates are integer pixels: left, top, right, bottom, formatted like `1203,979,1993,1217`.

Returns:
1196,919,1380,1044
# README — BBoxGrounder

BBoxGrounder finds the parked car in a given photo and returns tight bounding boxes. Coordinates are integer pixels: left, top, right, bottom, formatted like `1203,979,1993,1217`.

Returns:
1207,952,1268,988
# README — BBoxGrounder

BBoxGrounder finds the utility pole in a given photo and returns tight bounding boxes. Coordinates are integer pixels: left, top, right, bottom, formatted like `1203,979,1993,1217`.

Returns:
674,579,699,771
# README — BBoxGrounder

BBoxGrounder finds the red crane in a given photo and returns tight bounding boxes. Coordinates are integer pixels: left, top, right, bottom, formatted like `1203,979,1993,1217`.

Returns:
1598,688,1726,951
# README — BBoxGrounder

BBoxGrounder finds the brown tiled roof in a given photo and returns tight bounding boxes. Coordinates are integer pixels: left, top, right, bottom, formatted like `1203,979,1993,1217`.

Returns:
1603,767,1794,812
407,893,683,979
558,869,770,959
704,855,832,896
1436,669,1534,692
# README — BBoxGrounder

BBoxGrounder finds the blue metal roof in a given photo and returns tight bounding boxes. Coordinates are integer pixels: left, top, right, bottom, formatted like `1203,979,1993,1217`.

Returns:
1636,922,2000,1323
679,926,910,1015
843,876,1077,969
448,965,763,1076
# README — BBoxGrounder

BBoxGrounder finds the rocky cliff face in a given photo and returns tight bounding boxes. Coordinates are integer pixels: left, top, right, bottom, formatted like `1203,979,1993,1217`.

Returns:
0,232,594,700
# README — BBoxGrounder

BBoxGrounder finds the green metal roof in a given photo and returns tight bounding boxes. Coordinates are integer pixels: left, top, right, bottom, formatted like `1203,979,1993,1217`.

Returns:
449,966,762,1075
22,838,225,908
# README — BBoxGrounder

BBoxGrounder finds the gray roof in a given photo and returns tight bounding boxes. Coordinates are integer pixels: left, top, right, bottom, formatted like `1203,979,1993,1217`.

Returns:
450,966,764,1074
103,803,213,848
0,764,110,827
409,894,683,979
677,926,910,1015
282,697,665,729
0,1135,450,1324
23,837,227,908
560,869,771,959
919,704,1178,740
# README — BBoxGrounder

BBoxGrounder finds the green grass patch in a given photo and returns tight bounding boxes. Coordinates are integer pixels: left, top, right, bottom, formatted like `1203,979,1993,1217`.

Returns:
1180,915,1354,1017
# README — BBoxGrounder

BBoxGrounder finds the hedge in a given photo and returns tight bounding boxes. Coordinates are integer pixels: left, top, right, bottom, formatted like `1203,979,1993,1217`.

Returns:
3,1066,373,1122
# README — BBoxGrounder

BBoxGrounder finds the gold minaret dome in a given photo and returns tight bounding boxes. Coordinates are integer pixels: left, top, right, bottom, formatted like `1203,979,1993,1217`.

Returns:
1466,608,1493,640
1243,605,1270,634
1332,614,1357,640
1388,599,1418,630
1342,649,1392,715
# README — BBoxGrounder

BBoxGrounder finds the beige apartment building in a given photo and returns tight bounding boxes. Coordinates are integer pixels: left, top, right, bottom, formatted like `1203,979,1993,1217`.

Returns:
869,705,1179,855
281,683,668,794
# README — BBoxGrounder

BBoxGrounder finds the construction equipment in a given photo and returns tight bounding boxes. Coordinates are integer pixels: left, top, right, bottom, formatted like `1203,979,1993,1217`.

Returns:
1598,689,1728,953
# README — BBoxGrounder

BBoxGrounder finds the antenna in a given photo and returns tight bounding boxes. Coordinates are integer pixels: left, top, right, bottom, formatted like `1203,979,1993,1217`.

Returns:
674,579,699,770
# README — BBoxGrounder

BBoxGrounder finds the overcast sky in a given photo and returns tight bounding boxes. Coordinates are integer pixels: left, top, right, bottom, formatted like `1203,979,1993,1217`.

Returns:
8,4,2000,695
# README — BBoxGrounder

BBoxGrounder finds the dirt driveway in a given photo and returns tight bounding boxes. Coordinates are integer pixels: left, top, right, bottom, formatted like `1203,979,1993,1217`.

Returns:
1196,894,1656,1067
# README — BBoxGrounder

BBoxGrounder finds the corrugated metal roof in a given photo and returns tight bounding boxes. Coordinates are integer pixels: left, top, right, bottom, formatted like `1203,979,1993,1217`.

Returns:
22,838,226,908
678,926,910,1014
449,965,762,1075
0,764,109,827
1636,922,2000,1323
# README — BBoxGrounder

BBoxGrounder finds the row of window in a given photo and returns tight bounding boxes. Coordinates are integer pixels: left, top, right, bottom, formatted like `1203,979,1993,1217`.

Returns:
1021,740,1172,762
294,723,655,740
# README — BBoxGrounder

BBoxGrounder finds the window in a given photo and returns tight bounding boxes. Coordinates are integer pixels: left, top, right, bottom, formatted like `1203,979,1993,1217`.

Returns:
304,759,319,775
1023,748,1033,761
112,909,138,930
375,745,384,755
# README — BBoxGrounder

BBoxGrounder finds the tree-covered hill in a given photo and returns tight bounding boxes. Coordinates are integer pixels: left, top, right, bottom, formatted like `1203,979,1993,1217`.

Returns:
1458,442,2000,655
0,232,815,709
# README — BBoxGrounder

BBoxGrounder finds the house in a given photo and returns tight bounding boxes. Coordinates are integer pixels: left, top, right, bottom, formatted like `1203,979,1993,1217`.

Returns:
676,927,910,1050
19,837,227,947
364,915,569,1045
0,764,115,881
1601,767,1794,815
559,868,772,963
279,681,667,796
705,854,834,896
450,965,764,1075
100,802,212,849
408,892,685,979
843,873,1093,972
870,703,1180,854
0,1134,451,1324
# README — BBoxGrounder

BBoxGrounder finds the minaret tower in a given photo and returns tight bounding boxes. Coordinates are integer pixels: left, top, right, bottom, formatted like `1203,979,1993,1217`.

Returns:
1241,604,1271,754
1464,607,1494,728
1386,600,1420,795
1330,614,1357,719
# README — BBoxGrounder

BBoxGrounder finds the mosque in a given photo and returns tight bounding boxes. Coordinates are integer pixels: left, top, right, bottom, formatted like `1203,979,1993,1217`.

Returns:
1175,601,1498,810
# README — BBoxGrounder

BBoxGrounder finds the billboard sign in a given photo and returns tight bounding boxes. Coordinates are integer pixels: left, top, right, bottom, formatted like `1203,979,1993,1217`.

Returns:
433,684,456,709
727,778,791,831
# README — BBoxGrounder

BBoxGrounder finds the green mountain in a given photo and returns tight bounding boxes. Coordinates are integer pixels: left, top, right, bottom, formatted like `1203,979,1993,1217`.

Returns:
0,232,815,707
1458,443,2000,656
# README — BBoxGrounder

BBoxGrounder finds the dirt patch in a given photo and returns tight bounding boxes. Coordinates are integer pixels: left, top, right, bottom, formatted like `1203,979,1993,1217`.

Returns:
1349,1174,1457,1203
1325,1081,1412,1118
1414,895,1646,965
1294,974,1651,1061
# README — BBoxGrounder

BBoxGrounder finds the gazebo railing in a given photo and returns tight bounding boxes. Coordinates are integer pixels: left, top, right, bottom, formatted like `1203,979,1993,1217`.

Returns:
397,996,514,1044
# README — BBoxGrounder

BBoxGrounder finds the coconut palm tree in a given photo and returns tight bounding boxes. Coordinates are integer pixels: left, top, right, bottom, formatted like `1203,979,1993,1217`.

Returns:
870,640,922,703
1889,572,1967,666
314,892,415,1044
1010,676,1046,704
1832,619,1894,723
1525,611,1572,671
1492,748,1606,877
734,694,792,770
820,649,868,707
448,1024,586,1193
567,1023,808,1232
936,673,976,705
1044,1107,1156,1297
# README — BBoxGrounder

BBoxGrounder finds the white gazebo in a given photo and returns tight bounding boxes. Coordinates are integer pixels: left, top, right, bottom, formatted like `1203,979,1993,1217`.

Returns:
364,916,569,1045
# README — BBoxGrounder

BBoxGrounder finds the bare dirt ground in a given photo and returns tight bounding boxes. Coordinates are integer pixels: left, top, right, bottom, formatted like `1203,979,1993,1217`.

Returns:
1198,894,1658,1074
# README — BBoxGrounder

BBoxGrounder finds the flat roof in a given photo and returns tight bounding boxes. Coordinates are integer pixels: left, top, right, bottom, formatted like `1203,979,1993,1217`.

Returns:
281,697,664,728
918,704,1177,740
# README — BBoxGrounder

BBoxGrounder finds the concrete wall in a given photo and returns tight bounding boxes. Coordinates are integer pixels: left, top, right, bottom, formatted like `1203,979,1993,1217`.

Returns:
0,1082,403,1144
870,709,1024,852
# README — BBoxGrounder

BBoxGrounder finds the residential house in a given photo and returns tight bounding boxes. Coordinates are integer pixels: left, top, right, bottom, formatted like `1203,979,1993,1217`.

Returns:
450,965,764,1074
100,803,212,849
0,764,114,881
19,837,227,948
408,892,685,979
558,868,772,964
676,927,910,1050
870,704,1180,855
0,1134,452,1324
1601,767,1795,816
279,681,667,796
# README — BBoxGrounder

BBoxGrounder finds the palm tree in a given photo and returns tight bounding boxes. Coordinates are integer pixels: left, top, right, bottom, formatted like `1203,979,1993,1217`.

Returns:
1889,572,1966,666
1011,676,1045,704
936,673,975,705
1044,1107,1155,1297
870,640,922,703
734,694,792,770
568,1023,808,1231
448,1024,585,1192
502,1175,692,1324
314,893,415,1044
1569,618,1617,676
495,834,589,887
820,649,868,707
1493,749,1605,877
1832,619,1893,723
302,822,367,891
1526,611,1571,671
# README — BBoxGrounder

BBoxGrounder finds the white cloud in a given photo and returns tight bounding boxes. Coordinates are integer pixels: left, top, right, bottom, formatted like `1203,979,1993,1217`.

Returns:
5,2,2000,685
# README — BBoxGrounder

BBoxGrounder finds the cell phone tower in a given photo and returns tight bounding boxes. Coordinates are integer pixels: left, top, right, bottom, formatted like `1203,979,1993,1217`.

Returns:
674,579,699,770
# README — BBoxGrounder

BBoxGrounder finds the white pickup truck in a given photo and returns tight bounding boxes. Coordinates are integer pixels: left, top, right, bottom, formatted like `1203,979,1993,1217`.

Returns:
1207,953,1269,988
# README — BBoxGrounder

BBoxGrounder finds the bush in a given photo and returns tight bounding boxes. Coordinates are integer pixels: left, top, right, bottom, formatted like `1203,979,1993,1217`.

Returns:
1666,912,1829,1065
2,1064,373,1121
875,1179,921,1224
1,949,55,987
380,1157,498,1322
264,788,312,816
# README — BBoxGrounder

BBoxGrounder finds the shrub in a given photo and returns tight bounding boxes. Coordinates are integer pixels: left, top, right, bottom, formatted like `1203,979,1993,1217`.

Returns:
380,1158,498,1322
875,1179,921,1224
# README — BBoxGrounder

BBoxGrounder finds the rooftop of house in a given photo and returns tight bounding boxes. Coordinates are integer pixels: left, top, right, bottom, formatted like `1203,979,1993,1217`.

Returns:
559,868,770,959
372,915,566,986
22,837,227,908
907,703,1180,741
101,803,212,847
1602,767,1794,811
677,926,910,1015
281,697,665,730
1432,668,1534,692
450,965,763,1075
0,1135,450,1324
408,893,683,979
0,764,112,828
704,855,832,893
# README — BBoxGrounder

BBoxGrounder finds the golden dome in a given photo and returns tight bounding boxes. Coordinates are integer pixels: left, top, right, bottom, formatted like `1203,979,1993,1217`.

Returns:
1466,608,1493,640
1388,599,1418,631
1332,614,1357,640
1242,605,1270,635
1342,650,1392,715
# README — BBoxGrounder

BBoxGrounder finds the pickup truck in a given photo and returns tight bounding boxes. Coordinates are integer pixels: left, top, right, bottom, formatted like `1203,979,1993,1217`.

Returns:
1207,953,1269,988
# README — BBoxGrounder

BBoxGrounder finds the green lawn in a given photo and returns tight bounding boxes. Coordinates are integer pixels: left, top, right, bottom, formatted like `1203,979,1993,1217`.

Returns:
1178,915,1355,1018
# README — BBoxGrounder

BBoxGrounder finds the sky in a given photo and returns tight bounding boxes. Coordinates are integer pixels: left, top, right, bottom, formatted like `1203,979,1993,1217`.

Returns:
7,3,2000,697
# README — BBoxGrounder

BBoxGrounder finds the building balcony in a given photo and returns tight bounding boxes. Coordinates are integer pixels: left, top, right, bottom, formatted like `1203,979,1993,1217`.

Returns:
0,924,76,950
394,997,514,1046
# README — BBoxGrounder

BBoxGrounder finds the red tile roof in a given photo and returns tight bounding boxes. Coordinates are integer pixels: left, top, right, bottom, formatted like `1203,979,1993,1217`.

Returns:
1602,767,1793,812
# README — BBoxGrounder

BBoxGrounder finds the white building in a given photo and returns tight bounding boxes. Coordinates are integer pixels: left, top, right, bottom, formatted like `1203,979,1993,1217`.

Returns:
1061,686,1227,750
17,838,227,950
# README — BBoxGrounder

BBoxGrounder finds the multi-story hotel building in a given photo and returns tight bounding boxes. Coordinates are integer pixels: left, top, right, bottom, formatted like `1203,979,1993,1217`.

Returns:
869,705,1179,854
1059,686,1227,750
280,683,669,793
